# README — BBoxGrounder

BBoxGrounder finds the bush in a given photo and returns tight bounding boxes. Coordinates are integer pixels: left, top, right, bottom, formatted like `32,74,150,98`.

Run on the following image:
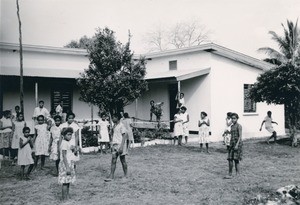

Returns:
133,123,171,143
81,126,98,147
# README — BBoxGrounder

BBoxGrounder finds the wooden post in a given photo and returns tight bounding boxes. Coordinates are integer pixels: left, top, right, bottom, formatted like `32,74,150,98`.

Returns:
91,104,94,131
177,80,181,93
35,81,38,107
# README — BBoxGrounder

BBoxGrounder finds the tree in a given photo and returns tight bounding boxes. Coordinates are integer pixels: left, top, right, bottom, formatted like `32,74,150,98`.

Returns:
250,19,300,143
16,0,24,113
145,19,211,52
64,35,94,49
77,28,148,116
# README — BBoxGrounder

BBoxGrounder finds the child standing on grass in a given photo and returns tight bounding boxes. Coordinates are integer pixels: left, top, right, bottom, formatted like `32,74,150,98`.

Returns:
122,113,135,148
48,115,62,175
225,113,243,179
198,112,210,153
18,127,34,180
105,113,128,182
260,111,278,144
34,115,51,170
222,112,232,148
58,127,76,201
97,112,110,154
180,106,189,144
173,109,183,145
11,113,26,163
59,112,80,163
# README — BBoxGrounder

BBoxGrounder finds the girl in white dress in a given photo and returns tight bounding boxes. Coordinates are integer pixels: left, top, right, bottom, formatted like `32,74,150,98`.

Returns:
198,112,210,153
97,112,110,153
0,110,13,159
12,113,26,161
34,115,51,169
122,113,134,148
59,112,80,163
18,127,34,180
48,115,62,175
173,109,183,145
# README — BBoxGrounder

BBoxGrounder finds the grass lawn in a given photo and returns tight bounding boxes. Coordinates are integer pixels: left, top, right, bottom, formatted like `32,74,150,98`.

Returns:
0,137,300,205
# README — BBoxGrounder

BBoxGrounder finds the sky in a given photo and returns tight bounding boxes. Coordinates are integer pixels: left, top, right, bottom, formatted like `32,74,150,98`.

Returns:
1,0,299,59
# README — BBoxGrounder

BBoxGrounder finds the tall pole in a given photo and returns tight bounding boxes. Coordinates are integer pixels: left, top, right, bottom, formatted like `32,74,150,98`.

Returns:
16,0,24,113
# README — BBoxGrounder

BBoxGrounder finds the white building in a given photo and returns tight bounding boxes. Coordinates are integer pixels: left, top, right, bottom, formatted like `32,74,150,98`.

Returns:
0,42,285,140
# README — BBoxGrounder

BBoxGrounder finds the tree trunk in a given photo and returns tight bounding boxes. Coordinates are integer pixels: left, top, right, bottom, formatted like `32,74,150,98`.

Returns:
16,0,24,114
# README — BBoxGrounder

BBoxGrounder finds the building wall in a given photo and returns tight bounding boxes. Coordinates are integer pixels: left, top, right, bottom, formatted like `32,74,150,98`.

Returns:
145,51,211,74
209,54,285,140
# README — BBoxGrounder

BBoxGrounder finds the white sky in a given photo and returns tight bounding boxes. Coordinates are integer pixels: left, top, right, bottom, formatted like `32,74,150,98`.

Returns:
1,0,299,58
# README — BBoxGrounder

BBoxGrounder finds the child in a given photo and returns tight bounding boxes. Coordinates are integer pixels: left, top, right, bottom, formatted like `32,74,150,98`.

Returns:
18,127,34,180
48,110,56,127
260,111,278,144
97,112,110,154
225,113,243,179
122,113,134,148
105,113,128,182
48,115,62,175
58,127,76,201
175,92,185,108
0,110,13,159
34,115,51,170
180,106,189,144
173,109,183,145
12,113,26,163
59,112,80,163
222,112,232,148
198,112,210,153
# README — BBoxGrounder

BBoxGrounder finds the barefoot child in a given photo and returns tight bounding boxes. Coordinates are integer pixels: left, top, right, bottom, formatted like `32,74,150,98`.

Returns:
180,106,189,144
173,109,183,145
12,113,26,163
34,115,51,170
260,111,278,144
48,115,62,175
225,113,243,179
58,127,76,201
198,112,210,153
18,127,34,180
105,113,128,181
222,112,232,148
97,112,110,154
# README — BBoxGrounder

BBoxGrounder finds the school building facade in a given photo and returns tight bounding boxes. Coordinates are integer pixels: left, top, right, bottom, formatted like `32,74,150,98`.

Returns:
0,42,285,140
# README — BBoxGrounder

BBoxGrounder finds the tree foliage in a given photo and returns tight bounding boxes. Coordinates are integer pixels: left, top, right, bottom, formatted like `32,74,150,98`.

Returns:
64,35,94,49
250,19,300,137
145,19,211,52
77,28,148,115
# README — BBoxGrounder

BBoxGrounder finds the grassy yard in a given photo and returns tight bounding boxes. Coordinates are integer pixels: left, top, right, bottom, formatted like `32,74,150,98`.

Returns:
0,137,300,205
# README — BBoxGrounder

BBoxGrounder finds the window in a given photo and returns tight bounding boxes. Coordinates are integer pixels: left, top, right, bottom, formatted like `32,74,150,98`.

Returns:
244,84,256,113
51,87,72,113
169,60,177,70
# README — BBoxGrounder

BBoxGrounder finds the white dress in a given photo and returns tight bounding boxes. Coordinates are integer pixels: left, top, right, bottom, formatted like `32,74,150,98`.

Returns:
17,135,34,166
49,126,61,160
34,124,50,156
12,121,26,149
199,117,210,144
97,120,110,142
264,116,275,133
180,112,189,137
173,114,183,137
59,122,80,161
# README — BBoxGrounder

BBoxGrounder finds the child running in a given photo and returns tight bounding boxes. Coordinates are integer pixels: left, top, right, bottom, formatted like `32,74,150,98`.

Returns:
48,115,62,175
260,111,278,144
97,112,110,154
11,113,26,163
105,113,128,182
18,127,34,180
34,115,51,170
173,109,183,145
225,113,243,179
198,112,210,153
58,127,76,201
